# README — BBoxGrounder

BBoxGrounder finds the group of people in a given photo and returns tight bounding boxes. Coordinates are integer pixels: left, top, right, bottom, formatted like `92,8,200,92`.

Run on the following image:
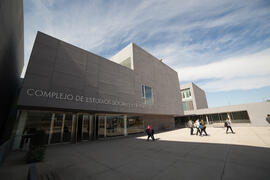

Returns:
145,117,235,141
187,119,208,136
187,118,235,136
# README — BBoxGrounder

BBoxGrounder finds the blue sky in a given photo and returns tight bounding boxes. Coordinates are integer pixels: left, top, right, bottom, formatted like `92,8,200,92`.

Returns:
23,0,270,107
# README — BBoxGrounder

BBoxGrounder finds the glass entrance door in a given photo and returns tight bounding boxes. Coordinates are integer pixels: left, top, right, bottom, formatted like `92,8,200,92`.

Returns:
76,114,93,142
50,113,64,144
97,115,106,138
76,114,83,142
106,115,124,137
62,113,73,142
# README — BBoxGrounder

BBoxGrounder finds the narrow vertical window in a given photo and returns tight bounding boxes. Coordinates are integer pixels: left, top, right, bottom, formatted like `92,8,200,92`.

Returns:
142,85,153,104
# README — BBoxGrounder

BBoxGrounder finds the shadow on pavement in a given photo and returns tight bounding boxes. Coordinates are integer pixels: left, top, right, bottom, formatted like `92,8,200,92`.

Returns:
15,136,270,180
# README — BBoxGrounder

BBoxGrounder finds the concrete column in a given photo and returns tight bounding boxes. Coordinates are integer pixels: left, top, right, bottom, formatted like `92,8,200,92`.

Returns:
227,113,231,120
71,114,76,143
60,113,65,142
104,116,107,138
89,115,92,140
124,115,127,136
206,115,209,125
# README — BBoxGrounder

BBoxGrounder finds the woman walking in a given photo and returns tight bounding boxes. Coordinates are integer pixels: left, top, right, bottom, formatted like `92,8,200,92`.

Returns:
200,119,208,136
225,118,235,134
146,125,155,141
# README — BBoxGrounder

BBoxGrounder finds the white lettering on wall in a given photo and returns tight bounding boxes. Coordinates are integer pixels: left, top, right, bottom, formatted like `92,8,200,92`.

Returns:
27,89,35,96
25,88,143,108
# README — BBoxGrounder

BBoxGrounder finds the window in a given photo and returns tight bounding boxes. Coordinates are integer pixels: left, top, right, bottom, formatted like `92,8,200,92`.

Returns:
182,101,194,111
142,85,153,104
181,89,191,100
127,116,144,134
182,102,187,111
230,111,250,123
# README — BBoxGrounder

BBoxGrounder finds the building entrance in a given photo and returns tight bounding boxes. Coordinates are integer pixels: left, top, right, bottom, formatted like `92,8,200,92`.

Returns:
76,114,94,142
13,110,144,149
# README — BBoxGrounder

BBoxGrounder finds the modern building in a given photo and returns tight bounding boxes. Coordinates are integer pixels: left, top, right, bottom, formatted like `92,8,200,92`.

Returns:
176,83,270,127
0,0,24,162
180,83,208,111
12,32,183,148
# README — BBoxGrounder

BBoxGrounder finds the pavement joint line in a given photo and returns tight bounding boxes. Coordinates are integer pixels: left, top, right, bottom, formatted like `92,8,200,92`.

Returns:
220,144,231,180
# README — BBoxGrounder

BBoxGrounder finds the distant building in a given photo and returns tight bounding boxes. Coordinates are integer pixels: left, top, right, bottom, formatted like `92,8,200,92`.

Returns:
180,83,208,111
176,83,270,127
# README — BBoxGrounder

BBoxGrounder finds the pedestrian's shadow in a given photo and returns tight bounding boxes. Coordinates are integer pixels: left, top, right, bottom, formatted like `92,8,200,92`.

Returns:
146,138,160,141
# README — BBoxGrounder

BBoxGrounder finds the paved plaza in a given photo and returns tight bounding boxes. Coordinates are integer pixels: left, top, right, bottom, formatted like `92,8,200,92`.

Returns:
1,126,270,180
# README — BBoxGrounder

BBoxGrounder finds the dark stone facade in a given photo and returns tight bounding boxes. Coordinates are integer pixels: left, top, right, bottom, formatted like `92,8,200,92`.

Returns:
0,0,24,144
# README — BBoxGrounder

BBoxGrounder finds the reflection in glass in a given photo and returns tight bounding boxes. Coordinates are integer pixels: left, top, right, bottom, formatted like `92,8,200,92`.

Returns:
98,116,105,138
51,113,64,144
127,116,144,134
142,85,153,104
63,114,73,142
106,115,124,137
181,88,192,99
182,101,194,111
219,113,228,121
230,111,250,123
20,111,52,147
82,114,89,140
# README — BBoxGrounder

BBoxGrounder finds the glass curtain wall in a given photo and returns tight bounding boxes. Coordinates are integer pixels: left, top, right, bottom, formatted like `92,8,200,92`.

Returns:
97,114,144,138
202,111,250,124
14,111,52,149
82,114,93,140
127,116,144,134
14,111,145,148
14,110,75,148
98,115,105,138
207,114,220,124
230,111,250,123
51,113,64,144
63,114,73,142
106,115,124,137
219,113,228,121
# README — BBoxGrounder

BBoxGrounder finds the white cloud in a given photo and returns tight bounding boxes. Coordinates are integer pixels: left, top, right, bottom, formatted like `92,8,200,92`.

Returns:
177,48,270,91
200,77,270,92
22,0,270,95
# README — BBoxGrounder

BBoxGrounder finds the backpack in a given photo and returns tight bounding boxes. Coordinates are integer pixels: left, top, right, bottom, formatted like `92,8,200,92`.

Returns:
224,122,228,127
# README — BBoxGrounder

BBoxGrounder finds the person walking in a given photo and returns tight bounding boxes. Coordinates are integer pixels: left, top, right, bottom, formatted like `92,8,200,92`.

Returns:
200,119,208,136
225,118,235,134
194,119,201,136
146,125,155,141
187,120,194,135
